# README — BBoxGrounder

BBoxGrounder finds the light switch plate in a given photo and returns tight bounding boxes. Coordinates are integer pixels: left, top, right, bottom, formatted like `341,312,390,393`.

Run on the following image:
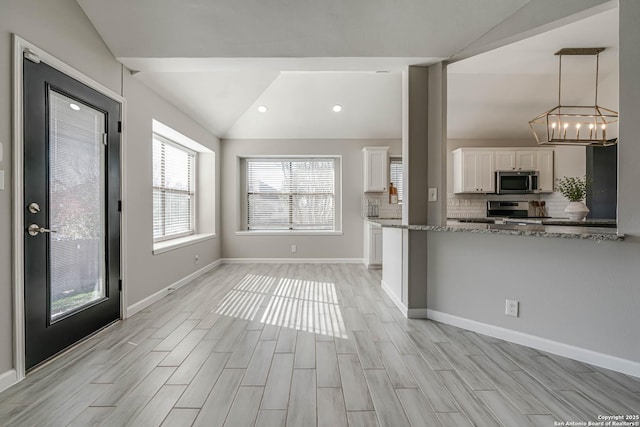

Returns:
428,187,438,202
0,170,4,191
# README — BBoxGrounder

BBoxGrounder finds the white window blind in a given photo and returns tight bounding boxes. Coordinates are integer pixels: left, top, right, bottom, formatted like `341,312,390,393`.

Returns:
153,134,196,241
390,158,403,202
247,159,335,230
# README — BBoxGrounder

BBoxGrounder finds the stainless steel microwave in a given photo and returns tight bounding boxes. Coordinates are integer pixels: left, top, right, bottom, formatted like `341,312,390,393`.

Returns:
496,171,539,194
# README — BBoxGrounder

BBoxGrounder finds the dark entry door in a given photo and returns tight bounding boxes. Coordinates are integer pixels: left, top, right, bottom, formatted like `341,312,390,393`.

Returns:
23,57,121,371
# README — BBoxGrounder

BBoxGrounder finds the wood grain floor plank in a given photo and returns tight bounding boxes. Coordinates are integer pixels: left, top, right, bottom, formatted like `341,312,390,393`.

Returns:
353,330,384,369
338,354,374,411
223,386,263,427
436,370,500,427
364,369,411,427
99,366,176,426
160,408,200,427
347,411,379,427
255,410,287,427
469,354,549,415
261,353,294,410
376,341,418,389
192,369,245,427
128,385,187,427
406,330,453,371
242,340,276,386
475,390,537,427
317,388,348,427
166,338,217,385
154,319,199,352
435,412,473,427
317,341,341,388
225,330,261,369
287,369,317,427
401,354,459,413
176,352,231,408
396,388,442,427
160,329,208,367
274,327,297,353
294,331,316,369
436,342,496,391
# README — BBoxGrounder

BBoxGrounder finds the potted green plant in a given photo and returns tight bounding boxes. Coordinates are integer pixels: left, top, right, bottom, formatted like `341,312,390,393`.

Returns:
556,176,591,220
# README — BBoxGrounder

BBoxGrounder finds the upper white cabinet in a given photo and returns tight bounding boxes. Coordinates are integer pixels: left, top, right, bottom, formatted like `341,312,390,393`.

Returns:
453,147,554,194
363,146,389,192
453,149,495,193
495,150,538,171
536,150,554,192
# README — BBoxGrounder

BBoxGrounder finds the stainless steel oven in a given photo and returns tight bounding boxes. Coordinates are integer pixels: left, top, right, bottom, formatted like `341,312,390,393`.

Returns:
496,171,539,194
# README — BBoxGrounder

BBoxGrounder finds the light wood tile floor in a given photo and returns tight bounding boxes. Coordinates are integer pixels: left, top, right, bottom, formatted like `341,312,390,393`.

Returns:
1,263,639,426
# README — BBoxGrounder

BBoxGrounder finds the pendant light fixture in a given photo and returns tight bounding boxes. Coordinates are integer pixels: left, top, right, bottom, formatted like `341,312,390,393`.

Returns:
528,48,618,147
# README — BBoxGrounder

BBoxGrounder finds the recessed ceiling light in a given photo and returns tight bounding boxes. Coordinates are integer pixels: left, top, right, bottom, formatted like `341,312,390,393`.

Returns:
257,105,268,113
69,103,80,111
332,104,343,113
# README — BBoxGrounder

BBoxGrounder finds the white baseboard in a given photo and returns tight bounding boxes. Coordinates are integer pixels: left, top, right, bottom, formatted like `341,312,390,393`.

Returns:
427,309,640,379
0,369,18,393
222,258,364,264
126,259,222,318
381,279,408,317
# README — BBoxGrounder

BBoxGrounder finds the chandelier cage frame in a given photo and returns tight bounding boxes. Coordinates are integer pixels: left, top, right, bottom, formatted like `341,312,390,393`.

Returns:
528,47,619,147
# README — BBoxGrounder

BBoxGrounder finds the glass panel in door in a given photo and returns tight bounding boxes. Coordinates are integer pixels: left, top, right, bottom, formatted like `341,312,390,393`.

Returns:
48,90,106,321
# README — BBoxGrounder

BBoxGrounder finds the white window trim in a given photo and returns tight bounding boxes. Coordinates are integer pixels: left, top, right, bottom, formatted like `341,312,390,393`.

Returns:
240,155,343,234
153,233,216,255
152,133,197,243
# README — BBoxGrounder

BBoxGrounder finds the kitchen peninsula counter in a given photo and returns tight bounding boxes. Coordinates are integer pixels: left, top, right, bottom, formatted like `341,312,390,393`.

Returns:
380,221,624,241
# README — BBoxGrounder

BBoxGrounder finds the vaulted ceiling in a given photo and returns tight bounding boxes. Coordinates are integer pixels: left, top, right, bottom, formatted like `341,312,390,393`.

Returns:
75,0,614,139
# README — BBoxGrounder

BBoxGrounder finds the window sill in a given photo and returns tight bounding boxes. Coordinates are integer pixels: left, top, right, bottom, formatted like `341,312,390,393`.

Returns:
235,230,344,236
153,233,216,255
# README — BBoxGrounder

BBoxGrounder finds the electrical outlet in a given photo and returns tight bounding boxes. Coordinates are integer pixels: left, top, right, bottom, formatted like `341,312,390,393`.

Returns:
428,187,438,202
505,299,519,317
194,255,199,265
291,244,297,253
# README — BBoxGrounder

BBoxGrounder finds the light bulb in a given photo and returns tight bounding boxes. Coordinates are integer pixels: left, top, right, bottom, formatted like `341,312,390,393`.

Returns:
601,124,606,129
69,103,80,111
563,123,569,129
332,104,343,113
551,122,556,129
575,124,581,129
589,124,594,129
257,105,268,113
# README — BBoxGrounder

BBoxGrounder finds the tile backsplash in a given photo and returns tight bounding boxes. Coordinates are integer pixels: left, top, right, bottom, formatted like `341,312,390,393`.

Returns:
447,192,573,218
362,194,402,219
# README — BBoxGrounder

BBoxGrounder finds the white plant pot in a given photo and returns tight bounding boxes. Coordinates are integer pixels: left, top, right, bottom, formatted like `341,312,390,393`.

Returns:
564,201,590,221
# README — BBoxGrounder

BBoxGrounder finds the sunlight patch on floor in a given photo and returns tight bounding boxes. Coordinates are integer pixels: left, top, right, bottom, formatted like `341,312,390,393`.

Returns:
215,274,348,338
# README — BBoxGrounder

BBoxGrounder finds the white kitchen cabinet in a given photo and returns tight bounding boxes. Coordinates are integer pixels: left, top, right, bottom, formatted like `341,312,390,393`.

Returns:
363,221,383,268
495,150,537,171
363,146,389,192
536,150,554,192
453,149,495,193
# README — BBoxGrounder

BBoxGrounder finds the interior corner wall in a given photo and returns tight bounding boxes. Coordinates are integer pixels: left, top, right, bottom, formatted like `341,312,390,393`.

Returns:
0,0,221,377
220,138,401,259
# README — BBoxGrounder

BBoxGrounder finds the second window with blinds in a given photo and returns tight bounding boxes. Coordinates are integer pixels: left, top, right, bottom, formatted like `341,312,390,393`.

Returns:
244,158,341,232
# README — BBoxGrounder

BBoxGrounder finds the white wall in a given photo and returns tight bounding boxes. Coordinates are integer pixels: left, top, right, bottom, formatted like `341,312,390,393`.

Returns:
0,0,221,377
221,139,401,259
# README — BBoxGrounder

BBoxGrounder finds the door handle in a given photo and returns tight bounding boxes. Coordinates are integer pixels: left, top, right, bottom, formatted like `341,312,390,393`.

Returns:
28,224,58,236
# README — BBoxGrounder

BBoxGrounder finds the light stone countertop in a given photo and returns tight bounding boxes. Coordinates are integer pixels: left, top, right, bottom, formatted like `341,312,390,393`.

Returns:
379,221,624,241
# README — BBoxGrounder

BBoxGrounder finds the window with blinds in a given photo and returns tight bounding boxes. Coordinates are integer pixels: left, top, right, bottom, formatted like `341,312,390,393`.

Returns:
389,158,403,202
247,159,336,231
153,134,196,241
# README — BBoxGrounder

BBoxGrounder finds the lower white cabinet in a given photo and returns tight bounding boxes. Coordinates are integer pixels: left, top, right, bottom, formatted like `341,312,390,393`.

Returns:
363,221,383,268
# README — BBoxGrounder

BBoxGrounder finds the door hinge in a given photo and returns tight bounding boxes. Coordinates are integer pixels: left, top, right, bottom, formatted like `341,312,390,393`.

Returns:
102,133,108,146
117,121,122,133
118,200,122,212
118,279,122,291
23,49,41,64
